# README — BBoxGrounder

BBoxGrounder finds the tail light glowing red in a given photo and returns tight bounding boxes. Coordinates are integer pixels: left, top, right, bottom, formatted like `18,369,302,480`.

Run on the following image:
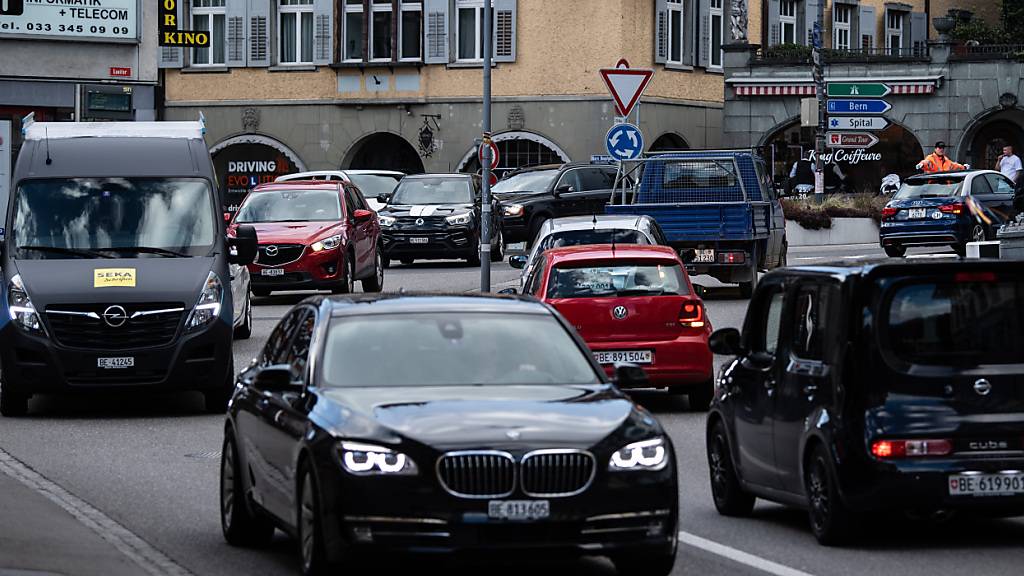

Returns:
881,207,898,219
955,272,997,283
717,252,746,264
938,203,963,214
679,301,705,328
871,439,953,459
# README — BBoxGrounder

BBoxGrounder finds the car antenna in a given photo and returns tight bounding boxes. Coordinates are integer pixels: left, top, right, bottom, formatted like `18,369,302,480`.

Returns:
45,127,52,165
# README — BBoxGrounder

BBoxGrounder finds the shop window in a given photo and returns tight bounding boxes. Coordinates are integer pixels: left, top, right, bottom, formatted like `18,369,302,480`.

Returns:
279,0,314,64
191,0,226,66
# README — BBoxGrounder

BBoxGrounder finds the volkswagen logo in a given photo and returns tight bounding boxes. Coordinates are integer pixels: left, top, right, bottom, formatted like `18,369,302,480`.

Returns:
102,305,128,328
974,379,993,396
264,245,279,257
415,218,425,226
612,305,628,320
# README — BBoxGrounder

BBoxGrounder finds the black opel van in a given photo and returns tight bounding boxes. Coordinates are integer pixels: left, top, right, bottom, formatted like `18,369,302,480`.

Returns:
706,259,1024,544
0,117,257,416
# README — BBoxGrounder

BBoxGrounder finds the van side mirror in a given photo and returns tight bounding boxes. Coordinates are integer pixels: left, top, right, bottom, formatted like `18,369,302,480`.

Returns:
376,193,392,205
253,365,302,392
508,255,528,269
613,363,650,388
709,328,744,356
229,225,258,265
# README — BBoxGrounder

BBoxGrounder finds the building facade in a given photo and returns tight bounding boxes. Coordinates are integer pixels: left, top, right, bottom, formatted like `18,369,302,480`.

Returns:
723,0,1019,193
162,0,726,212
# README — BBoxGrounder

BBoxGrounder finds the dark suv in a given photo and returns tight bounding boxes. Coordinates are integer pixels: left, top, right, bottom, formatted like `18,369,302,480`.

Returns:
706,259,1024,544
494,163,620,245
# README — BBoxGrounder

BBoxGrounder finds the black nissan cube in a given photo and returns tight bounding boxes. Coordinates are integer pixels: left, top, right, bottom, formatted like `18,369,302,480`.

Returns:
706,258,1024,545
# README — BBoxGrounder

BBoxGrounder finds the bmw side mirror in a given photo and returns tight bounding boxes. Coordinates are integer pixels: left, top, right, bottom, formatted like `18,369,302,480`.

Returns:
376,193,392,204
613,363,650,388
253,365,302,392
497,287,518,295
709,328,744,356
508,255,528,269
229,224,258,265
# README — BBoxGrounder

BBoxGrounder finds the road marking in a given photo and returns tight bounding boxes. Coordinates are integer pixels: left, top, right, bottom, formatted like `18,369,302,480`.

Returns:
679,530,817,576
0,447,193,576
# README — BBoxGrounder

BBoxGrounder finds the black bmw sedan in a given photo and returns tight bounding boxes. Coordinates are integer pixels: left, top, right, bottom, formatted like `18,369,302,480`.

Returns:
220,294,678,575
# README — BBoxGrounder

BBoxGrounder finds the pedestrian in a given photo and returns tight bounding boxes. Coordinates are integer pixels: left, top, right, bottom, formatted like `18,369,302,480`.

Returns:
788,154,815,195
996,144,1022,183
916,142,968,174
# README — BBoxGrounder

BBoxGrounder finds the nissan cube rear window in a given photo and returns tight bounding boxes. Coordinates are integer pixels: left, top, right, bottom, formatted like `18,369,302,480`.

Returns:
887,274,1024,366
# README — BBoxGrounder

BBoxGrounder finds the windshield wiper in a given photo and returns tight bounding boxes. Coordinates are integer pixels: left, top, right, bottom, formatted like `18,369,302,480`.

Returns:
18,245,114,259
616,288,671,296
102,246,190,258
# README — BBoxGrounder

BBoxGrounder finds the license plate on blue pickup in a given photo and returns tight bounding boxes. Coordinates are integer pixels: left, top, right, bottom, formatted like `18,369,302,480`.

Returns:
690,249,715,263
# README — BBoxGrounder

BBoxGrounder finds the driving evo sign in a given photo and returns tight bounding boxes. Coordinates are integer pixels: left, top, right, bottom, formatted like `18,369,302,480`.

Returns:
0,0,138,42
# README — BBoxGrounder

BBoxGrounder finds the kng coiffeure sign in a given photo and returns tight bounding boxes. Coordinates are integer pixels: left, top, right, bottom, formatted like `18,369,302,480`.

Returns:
159,0,209,47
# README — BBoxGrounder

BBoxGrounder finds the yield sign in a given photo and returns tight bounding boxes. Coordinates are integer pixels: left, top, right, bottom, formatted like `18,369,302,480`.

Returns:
599,59,654,117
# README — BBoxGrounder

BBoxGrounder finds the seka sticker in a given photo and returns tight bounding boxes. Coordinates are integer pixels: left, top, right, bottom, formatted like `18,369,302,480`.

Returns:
94,268,136,288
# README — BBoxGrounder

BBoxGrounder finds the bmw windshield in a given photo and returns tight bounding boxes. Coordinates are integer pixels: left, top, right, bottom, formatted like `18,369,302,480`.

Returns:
12,178,217,260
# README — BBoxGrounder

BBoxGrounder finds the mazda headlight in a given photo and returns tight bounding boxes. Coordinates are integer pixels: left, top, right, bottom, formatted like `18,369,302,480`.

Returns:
379,215,396,227
7,274,45,335
609,437,669,471
339,442,418,476
311,234,342,252
186,271,223,331
445,212,473,226
503,204,525,218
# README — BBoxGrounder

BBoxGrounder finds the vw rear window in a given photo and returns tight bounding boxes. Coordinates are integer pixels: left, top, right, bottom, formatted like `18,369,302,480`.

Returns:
886,275,1024,365
547,262,688,299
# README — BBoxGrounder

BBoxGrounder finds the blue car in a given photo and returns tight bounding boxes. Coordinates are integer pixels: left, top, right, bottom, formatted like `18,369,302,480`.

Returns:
880,170,1020,257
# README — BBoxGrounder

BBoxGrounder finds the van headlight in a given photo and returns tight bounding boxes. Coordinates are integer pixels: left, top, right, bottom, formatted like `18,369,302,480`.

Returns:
609,437,669,471
311,234,342,252
445,212,473,226
338,442,418,476
7,274,46,335
185,272,223,331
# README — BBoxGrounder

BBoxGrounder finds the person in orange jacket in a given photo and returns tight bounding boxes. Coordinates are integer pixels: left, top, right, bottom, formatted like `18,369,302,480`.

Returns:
916,141,969,173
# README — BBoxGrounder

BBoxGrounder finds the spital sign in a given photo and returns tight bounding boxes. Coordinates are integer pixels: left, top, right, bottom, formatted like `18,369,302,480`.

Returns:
159,0,209,47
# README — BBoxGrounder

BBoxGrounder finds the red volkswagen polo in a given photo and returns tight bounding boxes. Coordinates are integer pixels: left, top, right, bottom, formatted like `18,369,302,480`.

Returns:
522,245,714,410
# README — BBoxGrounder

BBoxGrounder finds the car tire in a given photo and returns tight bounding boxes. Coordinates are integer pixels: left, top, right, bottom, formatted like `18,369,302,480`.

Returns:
220,433,275,547
687,379,715,411
805,444,855,545
883,245,906,258
361,249,384,293
707,420,756,517
233,292,252,340
0,378,29,417
612,546,676,576
297,463,341,576
467,240,482,266
204,364,234,414
381,257,391,269
490,229,504,262
252,287,271,298
331,255,356,294
738,246,759,298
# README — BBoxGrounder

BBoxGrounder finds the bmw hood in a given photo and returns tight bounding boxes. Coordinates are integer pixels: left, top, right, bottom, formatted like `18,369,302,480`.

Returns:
316,384,649,451
379,203,475,218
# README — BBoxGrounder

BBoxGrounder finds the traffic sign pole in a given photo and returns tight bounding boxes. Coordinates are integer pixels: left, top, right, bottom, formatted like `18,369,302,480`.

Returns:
814,5,825,204
480,0,492,291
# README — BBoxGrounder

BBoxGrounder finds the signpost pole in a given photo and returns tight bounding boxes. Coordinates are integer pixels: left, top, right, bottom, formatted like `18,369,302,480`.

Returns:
813,3,826,205
480,0,492,292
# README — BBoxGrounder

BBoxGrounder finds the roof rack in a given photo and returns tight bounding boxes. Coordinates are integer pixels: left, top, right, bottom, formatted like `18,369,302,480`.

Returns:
21,112,207,141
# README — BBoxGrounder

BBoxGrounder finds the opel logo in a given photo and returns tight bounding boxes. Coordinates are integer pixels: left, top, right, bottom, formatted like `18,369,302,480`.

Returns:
612,305,628,320
264,245,279,257
102,305,128,328
415,218,425,226
974,379,993,396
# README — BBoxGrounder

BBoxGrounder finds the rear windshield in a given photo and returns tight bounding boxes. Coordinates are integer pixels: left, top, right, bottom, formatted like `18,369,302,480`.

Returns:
886,275,1024,366
547,262,688,299
235,189,341,223
347,174,401,199
536,229,649,254
895,178,964,199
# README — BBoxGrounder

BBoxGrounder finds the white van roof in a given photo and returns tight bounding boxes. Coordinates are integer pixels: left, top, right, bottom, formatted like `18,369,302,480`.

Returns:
21,112,207,141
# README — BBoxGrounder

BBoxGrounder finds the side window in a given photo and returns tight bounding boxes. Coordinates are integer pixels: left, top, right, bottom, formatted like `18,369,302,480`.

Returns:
286,309,316,382
261,309,303,366
524,255,546,295
748,288,785,355
348,185,368,210
577,168,617,191
556,170,582,192
790,284,837,361
987,174,1015,195
971,175,993,196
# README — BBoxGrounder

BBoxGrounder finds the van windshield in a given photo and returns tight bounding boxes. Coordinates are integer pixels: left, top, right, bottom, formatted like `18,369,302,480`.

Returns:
887,275,1024,365
13,178,216,259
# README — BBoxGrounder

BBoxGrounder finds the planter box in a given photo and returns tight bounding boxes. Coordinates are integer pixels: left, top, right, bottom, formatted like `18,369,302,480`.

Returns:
786,218,879,247
997,222,1024,260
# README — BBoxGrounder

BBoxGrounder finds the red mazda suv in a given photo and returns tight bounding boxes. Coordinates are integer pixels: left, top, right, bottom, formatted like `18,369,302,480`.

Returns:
229,181,383,296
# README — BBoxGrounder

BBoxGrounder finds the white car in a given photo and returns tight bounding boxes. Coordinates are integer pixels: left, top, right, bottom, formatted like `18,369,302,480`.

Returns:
275,170,404,211
229,263,252,339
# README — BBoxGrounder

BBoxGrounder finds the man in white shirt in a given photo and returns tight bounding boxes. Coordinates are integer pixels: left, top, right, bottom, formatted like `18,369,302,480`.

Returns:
996,145,1022,183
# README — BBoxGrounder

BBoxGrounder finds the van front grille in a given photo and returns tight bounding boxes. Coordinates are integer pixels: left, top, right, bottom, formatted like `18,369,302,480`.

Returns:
45,303,185,350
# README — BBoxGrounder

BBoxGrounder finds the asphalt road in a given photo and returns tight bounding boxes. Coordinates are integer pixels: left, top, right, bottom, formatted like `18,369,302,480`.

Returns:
2,243,1020,576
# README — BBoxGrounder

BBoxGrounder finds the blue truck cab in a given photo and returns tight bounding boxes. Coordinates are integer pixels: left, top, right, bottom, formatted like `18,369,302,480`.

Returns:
606,150,787,297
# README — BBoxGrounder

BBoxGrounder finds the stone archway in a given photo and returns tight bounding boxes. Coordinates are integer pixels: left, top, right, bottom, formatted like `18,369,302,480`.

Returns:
649,132,690,152
342,132,424,174
456,130,571,179
959,108,1024,170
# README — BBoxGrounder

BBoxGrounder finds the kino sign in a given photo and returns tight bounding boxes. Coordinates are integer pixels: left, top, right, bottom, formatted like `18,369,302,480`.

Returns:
159,0,209,47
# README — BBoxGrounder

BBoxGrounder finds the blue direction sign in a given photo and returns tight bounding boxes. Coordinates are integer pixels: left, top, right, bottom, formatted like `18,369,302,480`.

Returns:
827,99,892,115
606,123,644,161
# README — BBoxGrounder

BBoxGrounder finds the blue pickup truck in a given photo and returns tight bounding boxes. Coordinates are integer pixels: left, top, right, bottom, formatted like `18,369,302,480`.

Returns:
606,150,787,297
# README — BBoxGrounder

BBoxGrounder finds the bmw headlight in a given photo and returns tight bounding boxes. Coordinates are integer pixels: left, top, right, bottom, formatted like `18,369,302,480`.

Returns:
311,234,342,252
379,215,396,227
185,271,223,331
609,437,669,471
7,274,45,335
339,442,418,476
503,204,525,218
445,212,473,226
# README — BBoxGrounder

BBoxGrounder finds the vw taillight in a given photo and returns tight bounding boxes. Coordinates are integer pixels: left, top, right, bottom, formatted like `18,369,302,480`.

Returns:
871,439,953,459
882,207,898,219
938,203,963,214
679,301,705,328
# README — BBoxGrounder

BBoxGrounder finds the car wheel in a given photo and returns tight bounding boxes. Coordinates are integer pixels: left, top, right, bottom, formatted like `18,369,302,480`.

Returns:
738,247,759,298
612,546,676,576
203,364,234,414
971,223,987,242
0,377,29,417
883,245,906,258
687,379,714,411
467,239,482,266
362,249,384,293
233,292,252,340
490,229,504,262
252,287,271,298
221,433,274,547
297,464,341,576
331,255,355,294
805,444,854,545
381,256,391,269
707,420,755,516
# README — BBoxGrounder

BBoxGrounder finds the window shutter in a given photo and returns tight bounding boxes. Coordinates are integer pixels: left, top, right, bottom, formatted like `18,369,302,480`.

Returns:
158,0,185,68
424,0,449,64
493,0,516,63
683,0,696,65
247,0,271,67
699,1,710,68
909,11,925,55
859,5,876,49
226,0,248,67
654,0,668,64
767,0,781,46
312,0,334,65
804,0,820,47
